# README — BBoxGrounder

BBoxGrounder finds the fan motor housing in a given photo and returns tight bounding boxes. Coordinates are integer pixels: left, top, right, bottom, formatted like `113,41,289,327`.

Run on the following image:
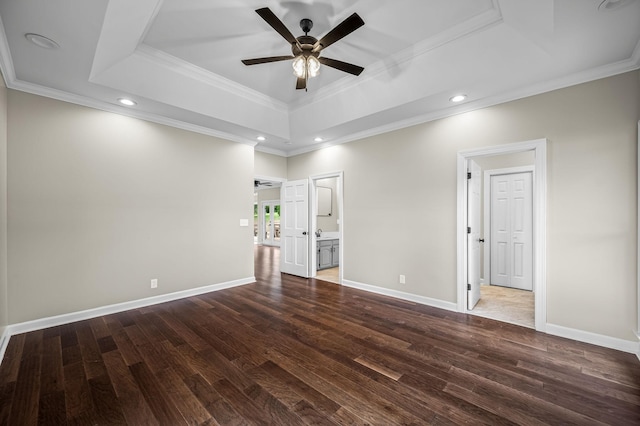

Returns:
293,35,319,57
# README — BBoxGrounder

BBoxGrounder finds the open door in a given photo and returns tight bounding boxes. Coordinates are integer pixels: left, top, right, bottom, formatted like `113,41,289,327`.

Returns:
280,179,309,277
467,160,481,309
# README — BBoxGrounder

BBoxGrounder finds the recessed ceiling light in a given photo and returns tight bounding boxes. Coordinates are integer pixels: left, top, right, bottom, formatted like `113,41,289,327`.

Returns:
25,33,59,49
117,98,137,106
450,94,467,103
598,0,634,11
257,136,266,141
314,137,323,142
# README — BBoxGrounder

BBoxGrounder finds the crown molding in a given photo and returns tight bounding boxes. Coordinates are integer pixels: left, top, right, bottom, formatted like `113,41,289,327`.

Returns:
287,2,504,112
7,78,257,147
254,144,288,157
134,45,290,114
286,56,640,157
0,16,15,84
1,4,638,160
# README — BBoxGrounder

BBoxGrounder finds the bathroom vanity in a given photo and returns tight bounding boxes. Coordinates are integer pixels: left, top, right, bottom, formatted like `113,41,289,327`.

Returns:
317,238,339,270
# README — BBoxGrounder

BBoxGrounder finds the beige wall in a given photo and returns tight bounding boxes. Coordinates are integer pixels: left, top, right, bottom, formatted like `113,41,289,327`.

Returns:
473,151,535,171
288,71,639,342
255,150,287,179
7,91,255,323
0,74,7,334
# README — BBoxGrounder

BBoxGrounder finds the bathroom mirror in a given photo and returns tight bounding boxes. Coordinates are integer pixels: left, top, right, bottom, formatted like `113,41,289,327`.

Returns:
317,186,332,216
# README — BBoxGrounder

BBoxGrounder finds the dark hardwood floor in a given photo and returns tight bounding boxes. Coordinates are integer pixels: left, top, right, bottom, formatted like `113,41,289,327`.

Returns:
1,245,639,425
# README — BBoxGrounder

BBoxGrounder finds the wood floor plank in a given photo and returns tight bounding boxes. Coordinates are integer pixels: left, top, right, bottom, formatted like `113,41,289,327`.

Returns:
75,322,107,380
183,373,244,426
101,350,159,426
87,373,127,424
259,360,341,417
63,361,95,424
37,389,67,426
9,331,43,425
0,333,25,384
156,367,212,425
1,245,639,425
0,382,15,425
129,361,185,425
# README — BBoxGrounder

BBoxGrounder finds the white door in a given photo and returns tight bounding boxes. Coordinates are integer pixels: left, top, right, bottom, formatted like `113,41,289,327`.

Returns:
280,179,309,277
490,172,533,290
467,160,482,309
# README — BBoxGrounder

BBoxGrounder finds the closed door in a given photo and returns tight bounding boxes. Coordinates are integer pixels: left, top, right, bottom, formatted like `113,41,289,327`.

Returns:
280,179,309,277
490,172,533,290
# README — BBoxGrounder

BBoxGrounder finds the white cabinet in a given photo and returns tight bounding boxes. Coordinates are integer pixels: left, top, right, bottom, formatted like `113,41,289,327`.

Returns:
317,239,339,270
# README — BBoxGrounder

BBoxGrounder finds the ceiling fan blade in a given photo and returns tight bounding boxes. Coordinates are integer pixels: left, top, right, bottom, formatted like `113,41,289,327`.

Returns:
318,57,364,76
255,7,300,48
242,55,295,66
313,13,364,52
296,77,306,90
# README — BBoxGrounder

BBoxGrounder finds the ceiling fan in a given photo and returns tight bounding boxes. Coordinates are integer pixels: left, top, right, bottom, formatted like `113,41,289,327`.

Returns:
254,179,274,188
242,7,365,91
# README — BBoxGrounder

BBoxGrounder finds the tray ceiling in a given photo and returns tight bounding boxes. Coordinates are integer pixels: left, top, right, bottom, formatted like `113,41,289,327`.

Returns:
0,0,639,156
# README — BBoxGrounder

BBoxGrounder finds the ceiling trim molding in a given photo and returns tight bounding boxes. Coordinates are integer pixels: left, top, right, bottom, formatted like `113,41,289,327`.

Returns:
0,15,15,84
287,1,504,112
134,44,289,114
90,0,163,80
7,78,258,148
284,57,640,157
254,144,288,157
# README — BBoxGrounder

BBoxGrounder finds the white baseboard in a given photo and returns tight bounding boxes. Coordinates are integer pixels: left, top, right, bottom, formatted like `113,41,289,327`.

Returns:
0,276,255,366
341,279,458,312
343,279,639,356
546,323,639,355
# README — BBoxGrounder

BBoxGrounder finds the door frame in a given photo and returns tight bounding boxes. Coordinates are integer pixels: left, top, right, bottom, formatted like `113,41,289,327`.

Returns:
483,166,534,289
309,171,344,282
254,175,286,246
457,139,547,331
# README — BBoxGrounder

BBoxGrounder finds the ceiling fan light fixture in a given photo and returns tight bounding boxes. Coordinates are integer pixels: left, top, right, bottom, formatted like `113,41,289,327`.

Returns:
307,56,320,78
292,55,321,79
292,56,306,78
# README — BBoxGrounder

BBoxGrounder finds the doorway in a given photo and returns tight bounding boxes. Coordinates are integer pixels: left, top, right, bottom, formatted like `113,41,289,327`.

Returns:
487,167,534,291
260,201,281,246
254,176,285,247
277,172,344,282
457,139,547,332
310,172,344,284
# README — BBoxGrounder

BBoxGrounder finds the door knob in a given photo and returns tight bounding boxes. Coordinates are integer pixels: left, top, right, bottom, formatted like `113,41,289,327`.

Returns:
302,231,307,235
479,239,485,243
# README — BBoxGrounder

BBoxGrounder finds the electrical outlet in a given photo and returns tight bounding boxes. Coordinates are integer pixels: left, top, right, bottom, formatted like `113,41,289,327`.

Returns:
399,274,406,284
150,279,158,289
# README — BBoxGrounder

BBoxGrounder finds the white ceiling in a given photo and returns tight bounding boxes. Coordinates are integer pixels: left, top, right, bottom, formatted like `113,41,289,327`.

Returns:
0,0,639,156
